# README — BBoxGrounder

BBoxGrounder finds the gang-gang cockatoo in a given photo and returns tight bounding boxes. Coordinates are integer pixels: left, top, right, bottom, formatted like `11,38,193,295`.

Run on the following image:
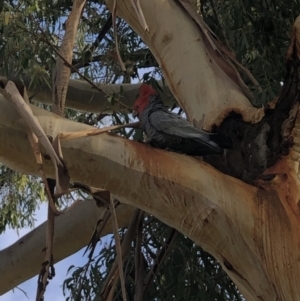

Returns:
132,83,232,156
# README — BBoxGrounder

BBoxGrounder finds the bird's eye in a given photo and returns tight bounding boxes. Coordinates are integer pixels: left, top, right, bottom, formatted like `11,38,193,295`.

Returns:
136,94,139,98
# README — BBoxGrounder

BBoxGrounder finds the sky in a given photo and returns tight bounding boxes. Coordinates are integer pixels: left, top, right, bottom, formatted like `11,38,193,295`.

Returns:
0,203,92,301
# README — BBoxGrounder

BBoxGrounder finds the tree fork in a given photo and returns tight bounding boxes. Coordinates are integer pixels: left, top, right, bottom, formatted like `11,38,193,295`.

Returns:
0,98,299,299
205,59,300,184
1,3,300,301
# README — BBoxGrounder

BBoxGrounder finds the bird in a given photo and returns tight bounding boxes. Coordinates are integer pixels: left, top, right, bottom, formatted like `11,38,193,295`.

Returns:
132,83,232,156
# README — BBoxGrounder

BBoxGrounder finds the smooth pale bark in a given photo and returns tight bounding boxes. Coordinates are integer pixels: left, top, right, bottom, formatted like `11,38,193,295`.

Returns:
1,96,300,300
105,0,264,129
24,78,172,113
0,6,299,301
52,0,86,115
0,201,135,294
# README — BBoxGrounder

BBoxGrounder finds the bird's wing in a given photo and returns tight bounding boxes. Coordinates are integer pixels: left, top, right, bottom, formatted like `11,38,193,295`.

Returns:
148,110,212,142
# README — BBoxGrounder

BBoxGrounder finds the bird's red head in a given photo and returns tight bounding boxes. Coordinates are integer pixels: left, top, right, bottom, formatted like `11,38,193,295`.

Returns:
132,83,158,118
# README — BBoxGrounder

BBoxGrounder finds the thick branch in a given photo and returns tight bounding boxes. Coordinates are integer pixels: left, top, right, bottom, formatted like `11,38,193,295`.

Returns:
0,201,135,295
21,78,173,113
104,0,264,129
0,96,298,300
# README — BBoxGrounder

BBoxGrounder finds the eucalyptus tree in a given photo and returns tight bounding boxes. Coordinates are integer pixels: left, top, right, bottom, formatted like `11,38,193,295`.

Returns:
0,0,300,300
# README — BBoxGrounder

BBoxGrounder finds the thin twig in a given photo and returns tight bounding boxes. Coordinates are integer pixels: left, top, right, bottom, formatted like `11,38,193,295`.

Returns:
208,0,230,48
129,0,149,31
59,121,140,141
100,209,140,300
75,208,111,301
36,179,57,301
84,207,112,258
36,23,109,97
110,195,127,301
14,286,29,299
143,228,178,296
134,211,145,301
112,0,126,72
231,59,263,92
72,14,113,70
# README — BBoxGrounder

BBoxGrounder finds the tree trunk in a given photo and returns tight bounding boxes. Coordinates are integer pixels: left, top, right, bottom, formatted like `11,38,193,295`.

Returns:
104,0,264,130
0,92,299,300
1,1,300,301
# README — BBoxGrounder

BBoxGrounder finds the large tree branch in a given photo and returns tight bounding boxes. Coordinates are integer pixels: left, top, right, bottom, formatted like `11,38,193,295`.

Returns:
104,0,264,129
12,0,266,129
0,96,299,300
0,201,135,295
6,78,172,113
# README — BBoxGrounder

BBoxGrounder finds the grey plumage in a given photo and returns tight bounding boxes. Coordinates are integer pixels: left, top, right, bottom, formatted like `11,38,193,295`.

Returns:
136,95,230,156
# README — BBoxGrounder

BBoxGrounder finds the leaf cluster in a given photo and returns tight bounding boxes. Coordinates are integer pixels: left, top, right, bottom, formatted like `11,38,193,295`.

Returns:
63,218,243,301
202,0,300,105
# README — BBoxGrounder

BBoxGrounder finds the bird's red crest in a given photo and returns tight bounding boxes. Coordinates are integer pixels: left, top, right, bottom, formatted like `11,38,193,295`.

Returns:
139,83,157,97
133,83,158,117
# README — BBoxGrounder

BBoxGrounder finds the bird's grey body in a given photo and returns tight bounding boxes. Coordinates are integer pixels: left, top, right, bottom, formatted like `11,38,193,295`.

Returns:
139,96,225,156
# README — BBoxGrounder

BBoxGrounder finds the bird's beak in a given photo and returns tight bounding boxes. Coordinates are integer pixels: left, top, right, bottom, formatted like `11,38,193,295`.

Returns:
132,110,138,118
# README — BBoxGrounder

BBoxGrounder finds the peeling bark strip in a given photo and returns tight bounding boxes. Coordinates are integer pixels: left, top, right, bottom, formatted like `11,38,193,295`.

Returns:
112,0,126,72
175,0,255,101
52,0,87,115
0,81,62,167
1,3,300,301
36,1,88,299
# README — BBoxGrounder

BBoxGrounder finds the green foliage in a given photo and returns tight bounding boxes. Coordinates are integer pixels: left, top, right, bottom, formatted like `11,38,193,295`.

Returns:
63,219,243,301
0,0,298,300
0,0,153,95
2,0,295,106
201,0,300,106
0,1,60,79
0,165,45,233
